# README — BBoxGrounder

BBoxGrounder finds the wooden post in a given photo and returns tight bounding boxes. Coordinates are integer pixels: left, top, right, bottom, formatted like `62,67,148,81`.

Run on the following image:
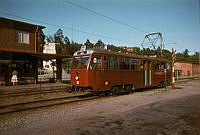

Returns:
5,64,12,86
56,57,62,83
33,58,38,84
171,48,176,89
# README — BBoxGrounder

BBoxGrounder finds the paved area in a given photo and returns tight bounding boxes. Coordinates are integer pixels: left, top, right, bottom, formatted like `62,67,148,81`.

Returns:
0,80,200,135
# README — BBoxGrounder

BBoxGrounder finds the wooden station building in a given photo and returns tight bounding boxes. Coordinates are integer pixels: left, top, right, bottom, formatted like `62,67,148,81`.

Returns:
0,17,67,85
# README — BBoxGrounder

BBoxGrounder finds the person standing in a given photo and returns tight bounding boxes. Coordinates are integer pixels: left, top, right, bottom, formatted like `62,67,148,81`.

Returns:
11,70,18,85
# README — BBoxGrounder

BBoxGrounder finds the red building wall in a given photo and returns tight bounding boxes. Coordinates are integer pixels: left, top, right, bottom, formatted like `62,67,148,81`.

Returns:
175,62,200,76
0,17,45,53
175,62,192,76
192,64,200,76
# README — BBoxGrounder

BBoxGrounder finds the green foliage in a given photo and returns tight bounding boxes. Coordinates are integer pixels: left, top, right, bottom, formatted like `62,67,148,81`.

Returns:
64,36,70,45
69,42,81,56
133,47,172,61
37,29,45,53
94,39,105,48
183,49,189,58
131,47,142,55
84,39,94,49
107,44,126,53
46,29,81,56
161,49,172,60
175,49,199,64
46,29,199,64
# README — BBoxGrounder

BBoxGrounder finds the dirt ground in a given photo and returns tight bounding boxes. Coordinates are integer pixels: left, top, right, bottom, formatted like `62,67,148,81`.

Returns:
0,80,200,135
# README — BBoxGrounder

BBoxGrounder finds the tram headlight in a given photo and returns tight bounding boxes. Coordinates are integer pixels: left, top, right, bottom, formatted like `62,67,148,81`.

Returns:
75,76,79,80
105,81,109,86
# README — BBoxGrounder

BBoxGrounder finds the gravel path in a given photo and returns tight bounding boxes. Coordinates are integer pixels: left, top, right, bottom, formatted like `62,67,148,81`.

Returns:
0,80,200,135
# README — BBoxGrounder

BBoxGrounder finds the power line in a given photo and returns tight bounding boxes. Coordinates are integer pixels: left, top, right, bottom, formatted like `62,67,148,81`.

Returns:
62,0,148,34
0,10,62,28
0,10,141,45
199,0,200,24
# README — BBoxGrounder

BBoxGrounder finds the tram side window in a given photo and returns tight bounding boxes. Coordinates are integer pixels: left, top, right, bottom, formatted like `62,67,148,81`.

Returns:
165,63,171,70
91,56,102,69
131,59,141,70
161,64,164,70
155,63,164,71
104,56,117,69
119,57,129,70
155,63,161,71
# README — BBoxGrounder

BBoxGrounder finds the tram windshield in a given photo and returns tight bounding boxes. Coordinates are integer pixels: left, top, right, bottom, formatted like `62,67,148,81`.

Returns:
70,55,90,69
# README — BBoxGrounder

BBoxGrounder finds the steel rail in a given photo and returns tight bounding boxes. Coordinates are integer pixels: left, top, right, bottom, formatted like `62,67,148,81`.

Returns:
0,88,69,98
0,93,98,115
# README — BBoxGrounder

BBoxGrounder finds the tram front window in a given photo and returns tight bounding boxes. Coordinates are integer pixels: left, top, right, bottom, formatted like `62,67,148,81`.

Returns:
71,56,90,69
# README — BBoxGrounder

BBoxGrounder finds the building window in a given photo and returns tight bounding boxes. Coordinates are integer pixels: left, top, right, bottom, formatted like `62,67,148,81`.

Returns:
17,31,29,44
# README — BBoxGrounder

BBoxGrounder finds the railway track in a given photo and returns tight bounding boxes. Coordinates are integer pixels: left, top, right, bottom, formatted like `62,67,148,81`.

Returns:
0,77,199,115
0,86,168,115
0,93,98,115
0,84,71,98
0,88,68,98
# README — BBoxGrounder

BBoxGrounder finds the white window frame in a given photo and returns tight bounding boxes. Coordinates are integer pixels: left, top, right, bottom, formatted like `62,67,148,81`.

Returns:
17,31,29,44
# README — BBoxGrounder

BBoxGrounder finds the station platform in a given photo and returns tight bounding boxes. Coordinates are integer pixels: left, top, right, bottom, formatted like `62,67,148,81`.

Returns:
0,82,71,95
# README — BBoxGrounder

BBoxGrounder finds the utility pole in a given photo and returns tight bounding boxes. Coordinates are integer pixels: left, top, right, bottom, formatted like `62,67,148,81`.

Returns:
171,48,176,89
199,52,200,75
199,52,200,65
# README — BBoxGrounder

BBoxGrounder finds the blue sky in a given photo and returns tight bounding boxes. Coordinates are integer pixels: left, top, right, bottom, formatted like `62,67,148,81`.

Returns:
0,0,199,54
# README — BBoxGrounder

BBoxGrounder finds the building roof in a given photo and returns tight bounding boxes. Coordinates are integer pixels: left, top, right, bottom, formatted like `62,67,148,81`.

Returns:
0,17,46,30
0,47,70,60
118,46,139,50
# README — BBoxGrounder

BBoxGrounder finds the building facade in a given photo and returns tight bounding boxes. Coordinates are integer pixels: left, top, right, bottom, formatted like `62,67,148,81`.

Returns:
118,46,139,52
43,42,57,71
174,61,200,77
40,42,70,82
0,17,45,85
192,63,200,76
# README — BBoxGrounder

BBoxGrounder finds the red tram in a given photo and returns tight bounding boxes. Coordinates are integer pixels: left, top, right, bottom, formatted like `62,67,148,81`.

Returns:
70,48,171,92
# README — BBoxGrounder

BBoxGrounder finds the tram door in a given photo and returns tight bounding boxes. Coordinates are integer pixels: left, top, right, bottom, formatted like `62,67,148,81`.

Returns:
91,55,104,90
144,61,152,86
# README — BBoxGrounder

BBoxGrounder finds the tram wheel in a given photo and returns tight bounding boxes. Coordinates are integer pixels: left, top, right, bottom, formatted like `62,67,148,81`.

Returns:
124,85,132,93
111,86,120,95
